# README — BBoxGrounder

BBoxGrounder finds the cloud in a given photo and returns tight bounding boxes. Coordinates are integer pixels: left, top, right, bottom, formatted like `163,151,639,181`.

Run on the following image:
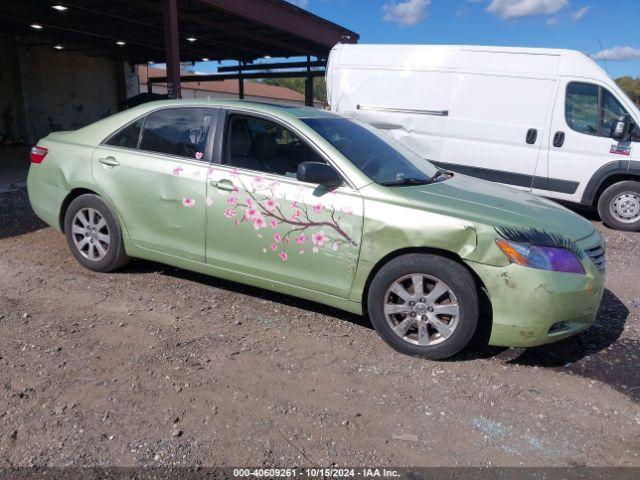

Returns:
486,0,569,19
545,16,560,26
288,0,309,8
572,6,590,21
382,0,430,27
591,46,640,62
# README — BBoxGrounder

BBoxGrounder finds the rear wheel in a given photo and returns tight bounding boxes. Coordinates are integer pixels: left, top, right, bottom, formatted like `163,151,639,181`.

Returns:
64,194,130,272
597,180,640,231
367,254,479,360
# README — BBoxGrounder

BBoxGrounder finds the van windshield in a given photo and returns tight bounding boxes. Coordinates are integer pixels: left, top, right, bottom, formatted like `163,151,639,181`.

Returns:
301,117,439,186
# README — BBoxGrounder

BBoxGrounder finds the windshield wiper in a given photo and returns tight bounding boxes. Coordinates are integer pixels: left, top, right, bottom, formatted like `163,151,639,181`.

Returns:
379,177,431,187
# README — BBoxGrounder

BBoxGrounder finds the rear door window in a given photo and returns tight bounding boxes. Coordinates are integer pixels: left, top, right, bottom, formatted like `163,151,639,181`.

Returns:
139,108,215,160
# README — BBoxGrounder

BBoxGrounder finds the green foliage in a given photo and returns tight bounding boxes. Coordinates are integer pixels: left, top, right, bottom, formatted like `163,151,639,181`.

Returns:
615,77,640,105
261,77,327,105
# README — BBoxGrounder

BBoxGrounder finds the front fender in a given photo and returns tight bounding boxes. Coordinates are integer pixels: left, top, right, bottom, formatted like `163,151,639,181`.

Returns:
348,197,505,303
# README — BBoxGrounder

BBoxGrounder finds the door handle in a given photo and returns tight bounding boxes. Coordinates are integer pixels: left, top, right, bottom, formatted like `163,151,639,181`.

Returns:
99,156,120,167
526,128,538,145
553,131,565,148
209,179,235,191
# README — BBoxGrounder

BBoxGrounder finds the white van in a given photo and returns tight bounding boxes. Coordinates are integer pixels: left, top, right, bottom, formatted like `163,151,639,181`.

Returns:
326,44,640,231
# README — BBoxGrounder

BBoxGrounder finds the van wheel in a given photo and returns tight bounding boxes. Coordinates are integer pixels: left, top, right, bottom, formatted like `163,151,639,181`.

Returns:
63,194,130,272
597,181,640,231
367,254,479,360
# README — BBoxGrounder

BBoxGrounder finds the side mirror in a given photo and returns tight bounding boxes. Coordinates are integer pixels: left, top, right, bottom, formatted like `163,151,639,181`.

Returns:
296,161,343,187
611,114,632,140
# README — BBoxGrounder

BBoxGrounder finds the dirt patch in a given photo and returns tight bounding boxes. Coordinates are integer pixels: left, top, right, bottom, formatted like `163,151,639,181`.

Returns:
0,187,639,467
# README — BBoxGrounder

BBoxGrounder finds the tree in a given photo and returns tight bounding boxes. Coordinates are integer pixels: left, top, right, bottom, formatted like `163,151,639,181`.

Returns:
261,77,327,105
616,77,640,105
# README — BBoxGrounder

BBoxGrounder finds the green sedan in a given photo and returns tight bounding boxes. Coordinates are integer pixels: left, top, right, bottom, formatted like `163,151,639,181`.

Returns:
27,99,606,359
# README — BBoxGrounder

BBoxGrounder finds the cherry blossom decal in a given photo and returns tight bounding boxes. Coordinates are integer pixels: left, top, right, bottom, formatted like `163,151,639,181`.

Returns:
221,176,357,261
182,197,196,208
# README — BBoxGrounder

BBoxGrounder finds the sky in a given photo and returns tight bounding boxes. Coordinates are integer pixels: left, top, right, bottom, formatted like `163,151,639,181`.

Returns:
195,0,640,79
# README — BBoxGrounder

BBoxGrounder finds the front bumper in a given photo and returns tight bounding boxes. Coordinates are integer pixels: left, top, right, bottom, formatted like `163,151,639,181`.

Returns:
467,247,605,348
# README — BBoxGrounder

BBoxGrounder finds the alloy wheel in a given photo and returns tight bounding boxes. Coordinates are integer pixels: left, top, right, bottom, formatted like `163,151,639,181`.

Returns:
71,207,111,261
383,273,460,346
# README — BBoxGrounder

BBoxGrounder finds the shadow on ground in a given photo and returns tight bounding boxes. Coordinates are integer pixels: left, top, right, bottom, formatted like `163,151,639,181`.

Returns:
510,289,638,402
118,259,373,331
121,261,636,400
0,189,47,240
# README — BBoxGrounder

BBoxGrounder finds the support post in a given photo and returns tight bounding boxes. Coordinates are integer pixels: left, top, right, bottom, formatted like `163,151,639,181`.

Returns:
163,0,181,99
238,61,244,99
305,55,313,107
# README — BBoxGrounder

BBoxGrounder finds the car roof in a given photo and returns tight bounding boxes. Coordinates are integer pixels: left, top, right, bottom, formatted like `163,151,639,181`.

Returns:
131,98,339,120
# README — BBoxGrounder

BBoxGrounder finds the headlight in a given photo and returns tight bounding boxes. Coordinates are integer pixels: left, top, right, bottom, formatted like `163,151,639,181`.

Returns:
496,239,585,274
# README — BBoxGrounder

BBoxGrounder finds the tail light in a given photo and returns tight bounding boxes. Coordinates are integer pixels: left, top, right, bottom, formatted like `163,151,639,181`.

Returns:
30,146,48,164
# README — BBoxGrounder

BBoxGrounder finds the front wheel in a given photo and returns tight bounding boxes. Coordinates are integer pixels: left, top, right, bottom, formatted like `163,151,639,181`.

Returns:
597,181,640,231
64,194,130,272
367,254,479,360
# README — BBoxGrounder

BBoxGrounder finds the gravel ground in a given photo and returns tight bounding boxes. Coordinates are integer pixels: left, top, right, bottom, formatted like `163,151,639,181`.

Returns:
0,183,639,468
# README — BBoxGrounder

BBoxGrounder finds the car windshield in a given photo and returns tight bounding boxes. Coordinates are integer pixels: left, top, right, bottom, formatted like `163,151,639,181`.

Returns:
301,117,439,186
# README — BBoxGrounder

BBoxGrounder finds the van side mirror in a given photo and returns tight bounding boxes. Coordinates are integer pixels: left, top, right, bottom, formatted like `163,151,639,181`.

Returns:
296,162,343,187
611,114,632,140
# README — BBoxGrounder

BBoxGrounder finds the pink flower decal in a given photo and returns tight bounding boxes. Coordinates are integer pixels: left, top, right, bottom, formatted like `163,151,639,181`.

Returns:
227,196,238,206
205,196,214,206
273,233,282,243
224,209,236,218
313,202,324,214
253,176,265,187
182,197,196,208
172,166,183,176
246,198,254,208
271,243,278,252
269,219,278,229
230,167,239,177
291,209,301,220
312,231,327,248
279,252,288,262
252,217,266,230
265,198,278,211
296,233,307,244
245,207,261,220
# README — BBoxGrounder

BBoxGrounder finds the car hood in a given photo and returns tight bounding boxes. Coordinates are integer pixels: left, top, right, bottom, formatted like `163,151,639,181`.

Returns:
392,174,595,242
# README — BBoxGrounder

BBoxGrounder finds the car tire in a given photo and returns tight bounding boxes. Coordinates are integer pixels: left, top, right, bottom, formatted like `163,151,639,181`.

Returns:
63,194,130,272
367,254,479,360
597,181,640,232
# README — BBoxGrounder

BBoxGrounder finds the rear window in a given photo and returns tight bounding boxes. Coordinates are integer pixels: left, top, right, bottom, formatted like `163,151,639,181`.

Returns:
139,108,215,160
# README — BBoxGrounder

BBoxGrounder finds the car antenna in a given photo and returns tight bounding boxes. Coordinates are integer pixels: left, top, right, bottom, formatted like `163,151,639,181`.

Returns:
598,38,609,74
